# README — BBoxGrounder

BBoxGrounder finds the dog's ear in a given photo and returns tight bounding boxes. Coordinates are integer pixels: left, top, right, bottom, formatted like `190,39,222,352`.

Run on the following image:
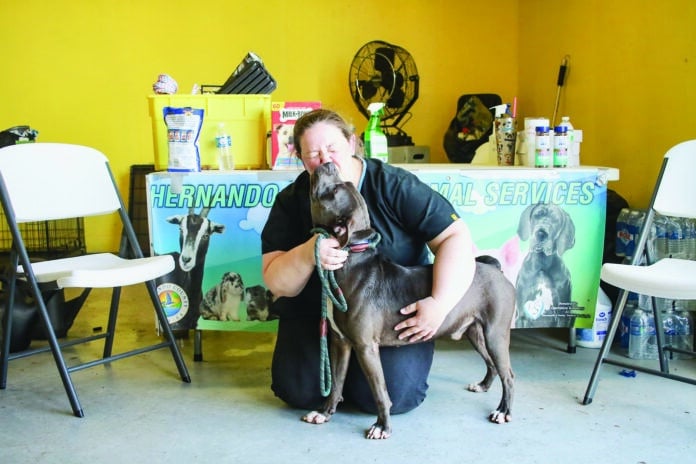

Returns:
341,183,372,248
556,209,576,255
517,204,535,240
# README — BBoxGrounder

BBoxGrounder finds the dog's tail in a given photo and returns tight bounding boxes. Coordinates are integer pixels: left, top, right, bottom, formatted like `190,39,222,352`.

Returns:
475,254,502,270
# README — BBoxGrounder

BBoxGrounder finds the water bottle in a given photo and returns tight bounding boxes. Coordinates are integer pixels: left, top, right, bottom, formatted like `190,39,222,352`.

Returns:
615,208,630,258
559,116,577,166
619,302,636,350
215,122,234,170
645,311,658,359
628,307,650,359
625,209,645,259
652,214,668,260
682,218,696,260
638,292,654,312
663,309,678,358
676,310,693,359
665,216,685,259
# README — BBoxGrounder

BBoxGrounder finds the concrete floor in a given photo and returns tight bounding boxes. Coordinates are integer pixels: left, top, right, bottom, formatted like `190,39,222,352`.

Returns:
1,285,694,464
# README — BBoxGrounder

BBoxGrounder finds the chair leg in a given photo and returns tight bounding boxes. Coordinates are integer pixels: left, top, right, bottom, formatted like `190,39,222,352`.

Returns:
32,288,85,416
0,274,16,389
145,280,190,383
103,286,121,359
582,289,630,405
2,252,82,416
650,298,670,374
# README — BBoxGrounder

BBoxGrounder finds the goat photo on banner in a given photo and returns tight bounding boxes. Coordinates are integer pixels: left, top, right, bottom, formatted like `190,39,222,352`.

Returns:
147,171,298,331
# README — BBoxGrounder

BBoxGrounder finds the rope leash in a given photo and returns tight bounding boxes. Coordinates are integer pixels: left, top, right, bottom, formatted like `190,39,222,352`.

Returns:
311,227,381,396
311,227,348,396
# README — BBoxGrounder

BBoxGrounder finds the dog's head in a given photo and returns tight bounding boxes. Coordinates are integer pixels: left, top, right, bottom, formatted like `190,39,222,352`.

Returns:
309,162,373,248
275,124,294,152
517,203,575,256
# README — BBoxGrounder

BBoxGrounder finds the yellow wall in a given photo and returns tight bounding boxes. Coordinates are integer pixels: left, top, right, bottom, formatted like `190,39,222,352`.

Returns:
2,0,694,252
519,0,696,208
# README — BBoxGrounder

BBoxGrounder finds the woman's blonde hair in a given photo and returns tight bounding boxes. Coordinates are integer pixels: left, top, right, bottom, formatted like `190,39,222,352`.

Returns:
292,109,363,157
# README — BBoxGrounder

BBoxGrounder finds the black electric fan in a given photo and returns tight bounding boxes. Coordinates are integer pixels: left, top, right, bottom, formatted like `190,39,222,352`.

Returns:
349,40,419,146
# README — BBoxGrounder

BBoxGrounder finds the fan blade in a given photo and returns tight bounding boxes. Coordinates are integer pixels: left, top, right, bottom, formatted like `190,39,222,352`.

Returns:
375,47,395,72
386,73,405,108
358,80,378,100
374,47,395,91
387,88,405,109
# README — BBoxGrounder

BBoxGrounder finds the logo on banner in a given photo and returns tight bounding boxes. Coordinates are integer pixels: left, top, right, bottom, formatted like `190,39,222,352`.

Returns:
157,282,190,324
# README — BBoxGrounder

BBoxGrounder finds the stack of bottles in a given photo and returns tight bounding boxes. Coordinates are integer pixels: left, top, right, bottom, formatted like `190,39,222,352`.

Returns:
614,207,695,359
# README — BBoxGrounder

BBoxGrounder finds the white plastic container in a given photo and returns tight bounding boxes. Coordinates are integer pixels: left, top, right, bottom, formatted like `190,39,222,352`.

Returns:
576,288,613,348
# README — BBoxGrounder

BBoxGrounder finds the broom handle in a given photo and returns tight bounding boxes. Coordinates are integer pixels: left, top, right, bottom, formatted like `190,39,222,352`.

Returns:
551,56,570,127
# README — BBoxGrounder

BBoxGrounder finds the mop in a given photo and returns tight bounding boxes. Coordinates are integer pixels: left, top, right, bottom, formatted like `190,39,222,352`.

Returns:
551,55,570,127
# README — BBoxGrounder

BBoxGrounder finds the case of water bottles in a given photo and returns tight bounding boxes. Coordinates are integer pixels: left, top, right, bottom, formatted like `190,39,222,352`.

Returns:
615,208,694,360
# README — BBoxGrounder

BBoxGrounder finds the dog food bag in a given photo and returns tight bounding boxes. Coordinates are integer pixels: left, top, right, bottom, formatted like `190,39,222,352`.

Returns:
163,106,204,172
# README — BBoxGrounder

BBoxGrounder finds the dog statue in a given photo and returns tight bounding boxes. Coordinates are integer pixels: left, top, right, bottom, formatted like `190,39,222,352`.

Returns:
515,203,575,328
303,162,516,439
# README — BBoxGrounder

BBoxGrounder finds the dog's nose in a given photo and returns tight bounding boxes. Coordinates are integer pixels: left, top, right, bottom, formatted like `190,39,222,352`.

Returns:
535,229,548,242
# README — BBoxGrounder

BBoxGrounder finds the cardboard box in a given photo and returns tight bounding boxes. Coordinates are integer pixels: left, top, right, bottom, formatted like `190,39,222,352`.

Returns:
270,101,321,170
148,95,271,170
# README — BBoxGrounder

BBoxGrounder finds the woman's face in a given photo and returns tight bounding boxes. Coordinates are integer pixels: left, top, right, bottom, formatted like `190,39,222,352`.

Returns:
299,121,356,175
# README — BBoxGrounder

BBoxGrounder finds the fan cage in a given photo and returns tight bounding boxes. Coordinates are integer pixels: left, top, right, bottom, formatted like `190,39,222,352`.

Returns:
349,41,419,145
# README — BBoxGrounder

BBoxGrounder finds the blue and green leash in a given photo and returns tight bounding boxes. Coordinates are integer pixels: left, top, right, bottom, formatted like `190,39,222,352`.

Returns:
311,227,381,396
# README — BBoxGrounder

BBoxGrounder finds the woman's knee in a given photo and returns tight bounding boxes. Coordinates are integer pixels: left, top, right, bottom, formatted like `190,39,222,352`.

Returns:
343,342,434,415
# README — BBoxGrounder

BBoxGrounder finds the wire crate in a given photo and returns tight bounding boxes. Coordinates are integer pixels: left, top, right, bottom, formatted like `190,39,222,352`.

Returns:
128,164,155,257
0,216,85,258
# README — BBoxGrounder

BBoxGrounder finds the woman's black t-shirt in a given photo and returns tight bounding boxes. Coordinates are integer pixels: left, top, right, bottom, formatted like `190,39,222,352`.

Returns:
261,159,459,318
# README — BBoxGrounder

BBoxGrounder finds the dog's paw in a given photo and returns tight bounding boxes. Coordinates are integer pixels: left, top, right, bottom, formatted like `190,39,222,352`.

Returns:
366,423,391,440
489,410,512,424
302,410,331,425
467,382,489,393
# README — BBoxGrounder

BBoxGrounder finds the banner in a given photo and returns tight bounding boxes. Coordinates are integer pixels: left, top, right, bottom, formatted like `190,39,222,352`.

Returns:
412,167,607,329
147,168,608,331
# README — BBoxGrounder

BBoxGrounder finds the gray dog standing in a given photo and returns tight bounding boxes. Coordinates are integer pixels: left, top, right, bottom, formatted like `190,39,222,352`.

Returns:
303,162,516,439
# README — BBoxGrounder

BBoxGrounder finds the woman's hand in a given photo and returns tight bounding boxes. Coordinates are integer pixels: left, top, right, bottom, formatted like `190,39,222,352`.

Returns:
394,296,448,342
316,235,348,270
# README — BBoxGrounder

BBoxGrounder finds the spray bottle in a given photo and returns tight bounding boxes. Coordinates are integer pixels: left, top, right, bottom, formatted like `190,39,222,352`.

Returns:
364,102,389,163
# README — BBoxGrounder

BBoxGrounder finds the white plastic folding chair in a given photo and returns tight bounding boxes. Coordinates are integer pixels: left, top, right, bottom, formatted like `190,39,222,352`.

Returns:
582,140,696,405
0,143,191,417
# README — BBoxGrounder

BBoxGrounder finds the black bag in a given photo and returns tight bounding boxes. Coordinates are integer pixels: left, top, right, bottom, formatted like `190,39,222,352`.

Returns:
0,126,38,148
600,189,630,307
443,94,502,163
0,280,87,352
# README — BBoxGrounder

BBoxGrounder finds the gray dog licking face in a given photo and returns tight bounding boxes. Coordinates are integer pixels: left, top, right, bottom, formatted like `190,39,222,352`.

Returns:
303,162,516,439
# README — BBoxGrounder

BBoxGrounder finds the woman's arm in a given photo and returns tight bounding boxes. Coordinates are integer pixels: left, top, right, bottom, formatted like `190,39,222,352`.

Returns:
262,235,348,298
394,219,476,342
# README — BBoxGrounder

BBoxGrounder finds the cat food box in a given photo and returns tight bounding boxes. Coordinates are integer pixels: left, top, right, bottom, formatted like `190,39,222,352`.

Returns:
270,101,321,170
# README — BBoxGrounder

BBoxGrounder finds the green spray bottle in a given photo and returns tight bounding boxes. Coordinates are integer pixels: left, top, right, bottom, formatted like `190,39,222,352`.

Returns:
364,102,389,163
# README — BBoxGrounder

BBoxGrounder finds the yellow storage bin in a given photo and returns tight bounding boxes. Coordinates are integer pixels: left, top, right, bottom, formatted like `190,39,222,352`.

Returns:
148,94,271,170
